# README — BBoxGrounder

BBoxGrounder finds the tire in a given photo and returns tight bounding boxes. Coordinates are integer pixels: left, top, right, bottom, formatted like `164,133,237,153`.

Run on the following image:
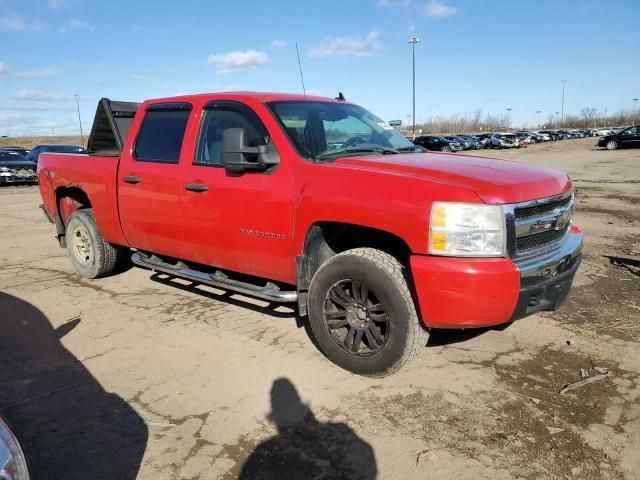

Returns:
441,145,451,152
606,140,618,150
307,248,429,377
65,208,119,278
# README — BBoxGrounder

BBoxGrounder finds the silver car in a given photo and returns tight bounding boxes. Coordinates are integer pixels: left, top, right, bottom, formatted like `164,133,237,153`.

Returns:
489,133,520,149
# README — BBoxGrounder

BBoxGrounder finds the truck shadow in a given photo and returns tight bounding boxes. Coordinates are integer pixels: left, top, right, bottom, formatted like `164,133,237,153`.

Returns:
238,378,377,480
0,292,148,480
148,272,502,351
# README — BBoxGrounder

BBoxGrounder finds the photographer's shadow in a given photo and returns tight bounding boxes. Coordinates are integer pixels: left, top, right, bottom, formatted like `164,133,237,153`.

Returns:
0,292,147,479
240,378,377,480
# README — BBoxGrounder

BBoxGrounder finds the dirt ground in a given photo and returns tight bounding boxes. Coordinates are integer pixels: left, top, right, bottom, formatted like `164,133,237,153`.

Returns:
0,137,638,480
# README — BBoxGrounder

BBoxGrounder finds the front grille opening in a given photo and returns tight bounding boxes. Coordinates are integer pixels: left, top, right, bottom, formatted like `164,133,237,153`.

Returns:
516,225,569,252
515,196,572,219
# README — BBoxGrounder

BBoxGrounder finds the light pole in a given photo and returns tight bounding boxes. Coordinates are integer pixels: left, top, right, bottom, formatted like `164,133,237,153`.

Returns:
560,80,566,127
506,107,512,132
536,110,541,128
408,36,419,139
74,94,84,147
633,98,639,124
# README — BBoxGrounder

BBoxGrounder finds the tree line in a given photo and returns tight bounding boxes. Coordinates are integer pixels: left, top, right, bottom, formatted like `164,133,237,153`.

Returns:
401,107,638,135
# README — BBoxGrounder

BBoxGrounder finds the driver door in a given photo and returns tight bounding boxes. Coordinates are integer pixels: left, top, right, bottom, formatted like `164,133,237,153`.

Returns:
179,100,295,283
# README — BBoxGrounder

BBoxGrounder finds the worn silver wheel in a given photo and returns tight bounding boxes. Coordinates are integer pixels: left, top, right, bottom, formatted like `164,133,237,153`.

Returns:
65,208,119,278
72,225,94,265
606,140,618,150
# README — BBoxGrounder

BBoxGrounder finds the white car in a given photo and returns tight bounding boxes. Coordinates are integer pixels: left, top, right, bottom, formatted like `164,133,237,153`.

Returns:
594,128,612,136
532,131,551,141
489,133,520,148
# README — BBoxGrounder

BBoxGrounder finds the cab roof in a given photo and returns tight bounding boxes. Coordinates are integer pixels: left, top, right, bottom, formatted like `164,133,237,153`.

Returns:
143,91,349,105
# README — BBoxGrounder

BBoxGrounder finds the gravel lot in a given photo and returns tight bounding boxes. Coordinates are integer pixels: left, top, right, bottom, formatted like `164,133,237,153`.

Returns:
1,137,638,480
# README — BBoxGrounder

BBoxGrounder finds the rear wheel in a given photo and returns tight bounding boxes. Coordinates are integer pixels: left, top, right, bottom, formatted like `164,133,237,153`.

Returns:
307,248,429,377
65,208,119,278
606,140,618,150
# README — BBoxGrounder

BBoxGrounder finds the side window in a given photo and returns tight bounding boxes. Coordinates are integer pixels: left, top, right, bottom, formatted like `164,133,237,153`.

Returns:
623,126,637,135
195,103,269,166
134,107,191,163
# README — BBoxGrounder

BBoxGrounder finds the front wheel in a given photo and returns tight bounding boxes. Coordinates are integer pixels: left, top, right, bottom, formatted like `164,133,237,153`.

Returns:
441,145,451,152
65,208,119,278
307,248,429,377
606,140,618,150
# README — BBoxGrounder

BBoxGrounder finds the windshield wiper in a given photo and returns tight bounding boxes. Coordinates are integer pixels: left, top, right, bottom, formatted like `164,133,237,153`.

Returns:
395,145,422,152
316,146,399,160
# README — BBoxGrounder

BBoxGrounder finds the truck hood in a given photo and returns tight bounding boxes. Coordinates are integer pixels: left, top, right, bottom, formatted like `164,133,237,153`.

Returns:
335,152,571,204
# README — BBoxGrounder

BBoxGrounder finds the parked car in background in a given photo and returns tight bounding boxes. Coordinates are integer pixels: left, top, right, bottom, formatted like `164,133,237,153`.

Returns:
413,135,463,152
443,136,473,150
458,135,485,149
597,125,640,150
2,147,31,156
514,133,531,146
532,131,552,141
0,150,37,184
26,145,87,164
489,133,519,149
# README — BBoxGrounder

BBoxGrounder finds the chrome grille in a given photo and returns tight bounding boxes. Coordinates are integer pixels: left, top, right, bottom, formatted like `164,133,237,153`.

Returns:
505,191,574,258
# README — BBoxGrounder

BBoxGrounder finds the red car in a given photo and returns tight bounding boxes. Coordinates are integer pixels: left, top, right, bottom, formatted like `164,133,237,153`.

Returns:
37,92,582,376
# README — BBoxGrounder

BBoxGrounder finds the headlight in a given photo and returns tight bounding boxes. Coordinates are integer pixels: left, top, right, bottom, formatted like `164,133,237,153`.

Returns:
0,167,9,173
0,418,30,480
429,202,506,257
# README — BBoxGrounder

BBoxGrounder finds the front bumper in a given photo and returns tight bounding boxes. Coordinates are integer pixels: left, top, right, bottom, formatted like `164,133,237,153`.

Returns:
410,226,583,328
0,171,37,183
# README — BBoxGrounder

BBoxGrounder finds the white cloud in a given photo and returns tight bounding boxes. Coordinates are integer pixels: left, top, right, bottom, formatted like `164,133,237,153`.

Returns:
48,0,80,9
12,90,68,101
309,31,381,58
271,39,287,48
0,13,49,32
376,0,410,6
0,102,52,111
423,1,458,17
207,49,268,74
0,62,56,78
70,19,93,30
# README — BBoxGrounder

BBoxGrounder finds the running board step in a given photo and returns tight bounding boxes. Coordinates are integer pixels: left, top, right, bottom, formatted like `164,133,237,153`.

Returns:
131,252,297,303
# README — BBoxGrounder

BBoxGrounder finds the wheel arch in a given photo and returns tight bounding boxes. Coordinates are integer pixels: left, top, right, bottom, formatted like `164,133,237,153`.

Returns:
54,186,93,247
296,221,413,316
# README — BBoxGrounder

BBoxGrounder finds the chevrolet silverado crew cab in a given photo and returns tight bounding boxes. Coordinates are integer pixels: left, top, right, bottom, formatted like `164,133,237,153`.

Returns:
37,93,583,376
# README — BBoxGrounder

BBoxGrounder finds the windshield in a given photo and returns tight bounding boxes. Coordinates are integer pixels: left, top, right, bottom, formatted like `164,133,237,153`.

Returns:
267,101,416,160
0,152,29,162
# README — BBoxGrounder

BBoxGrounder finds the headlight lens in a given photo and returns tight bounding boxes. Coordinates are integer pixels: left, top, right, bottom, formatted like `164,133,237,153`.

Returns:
429,202,505,257
0,418,30,480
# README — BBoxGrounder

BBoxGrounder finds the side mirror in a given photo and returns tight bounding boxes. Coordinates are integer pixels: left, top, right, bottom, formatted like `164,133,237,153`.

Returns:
222,128,280,173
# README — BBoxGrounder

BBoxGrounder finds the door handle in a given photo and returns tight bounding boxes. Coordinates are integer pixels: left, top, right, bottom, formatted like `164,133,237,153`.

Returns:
123,175,142,184
184,182,208,192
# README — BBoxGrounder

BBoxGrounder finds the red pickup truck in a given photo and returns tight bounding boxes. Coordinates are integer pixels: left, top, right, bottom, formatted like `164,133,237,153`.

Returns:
38,92,583,376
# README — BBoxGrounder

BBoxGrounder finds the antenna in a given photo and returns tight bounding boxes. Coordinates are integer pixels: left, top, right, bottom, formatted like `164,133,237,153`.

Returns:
295,43,307,99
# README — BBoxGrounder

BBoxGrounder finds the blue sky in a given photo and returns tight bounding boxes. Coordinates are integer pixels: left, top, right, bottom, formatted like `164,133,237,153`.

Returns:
1,0,638,135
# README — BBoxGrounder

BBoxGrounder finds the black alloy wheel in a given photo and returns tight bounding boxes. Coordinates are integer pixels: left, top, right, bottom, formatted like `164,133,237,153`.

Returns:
323,279,389,356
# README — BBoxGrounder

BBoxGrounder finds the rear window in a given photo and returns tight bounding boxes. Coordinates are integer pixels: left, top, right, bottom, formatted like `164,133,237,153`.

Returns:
134,107,191,163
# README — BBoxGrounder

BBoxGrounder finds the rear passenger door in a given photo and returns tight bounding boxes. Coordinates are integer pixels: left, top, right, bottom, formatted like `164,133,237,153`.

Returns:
118,103,192,256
